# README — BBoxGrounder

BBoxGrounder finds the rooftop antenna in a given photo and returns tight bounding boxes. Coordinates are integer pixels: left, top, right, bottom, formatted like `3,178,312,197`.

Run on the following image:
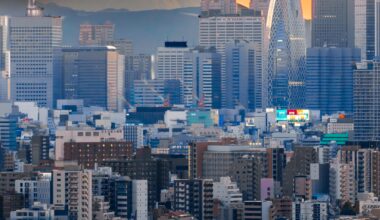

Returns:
27,0,43,17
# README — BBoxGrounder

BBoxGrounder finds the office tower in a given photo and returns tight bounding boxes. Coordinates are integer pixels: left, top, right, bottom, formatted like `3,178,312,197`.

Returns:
283,147,318,197
174,179,214,220
199,15,264,108
376,0,380,56
183,47,221,109
63,141,133,169
354,60,380,142
355,0,375,60
155,41,190,81
62,46,125,112
201,0,238,16
52,165,92,220
292,199,328,220
306,47,361,115
202,145,267,181
243,201,273,220
132,180,149,220
107,38,133,56
267,0,306,108
312,0,354,48
79,22,115,46
15,174,51,208
250,0,270,16
9,2,62,108
102,148,170,211
225,40,259,109
132,79,181,107
0,16,9,101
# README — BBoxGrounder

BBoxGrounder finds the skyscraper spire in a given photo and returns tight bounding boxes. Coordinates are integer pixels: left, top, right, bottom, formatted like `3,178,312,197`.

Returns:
27,0,43,17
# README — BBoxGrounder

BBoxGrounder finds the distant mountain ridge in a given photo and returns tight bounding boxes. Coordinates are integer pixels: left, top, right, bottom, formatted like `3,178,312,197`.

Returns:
0,0,200,54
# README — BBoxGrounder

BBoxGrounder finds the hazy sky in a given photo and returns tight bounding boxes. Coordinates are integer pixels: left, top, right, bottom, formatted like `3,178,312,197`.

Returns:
38,0,200,11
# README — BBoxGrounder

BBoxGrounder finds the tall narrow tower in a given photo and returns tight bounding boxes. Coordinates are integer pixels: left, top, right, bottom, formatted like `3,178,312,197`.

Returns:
27,0,43,17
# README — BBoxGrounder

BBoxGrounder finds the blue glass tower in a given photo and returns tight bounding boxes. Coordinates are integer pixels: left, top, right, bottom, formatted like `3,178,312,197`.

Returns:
306,47,361,115
267,0,306,109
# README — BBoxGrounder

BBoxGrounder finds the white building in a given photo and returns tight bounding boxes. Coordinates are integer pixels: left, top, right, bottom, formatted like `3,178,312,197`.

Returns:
213,176,242,205
15,173,51,207
292,199,328,220
52,163,92,220
155,41,190,81
199,15,264,108
329,159,356,205
9,1,62,108
0,16,9,101
132,180,148,220
10,202,55,220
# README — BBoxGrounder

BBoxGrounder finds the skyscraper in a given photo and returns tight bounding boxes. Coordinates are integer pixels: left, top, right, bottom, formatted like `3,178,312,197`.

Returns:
199,14,264,108
312,0,355,48
79,22,115,46
155,41,190,81
183,47,221,109
0,16,9,101
355,0,375,60
201,0,238,16
225,40,259,109
353,60,380,143
306,47,361,115
9,2,62,107
375,0,380,57
61,46,125,112
267,0,307,108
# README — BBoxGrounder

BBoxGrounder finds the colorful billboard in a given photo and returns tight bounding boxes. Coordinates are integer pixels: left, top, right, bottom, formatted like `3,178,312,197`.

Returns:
276,109,310,122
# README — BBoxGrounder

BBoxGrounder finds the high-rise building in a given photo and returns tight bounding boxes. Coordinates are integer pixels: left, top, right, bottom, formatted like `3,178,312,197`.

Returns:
225,40,259,109
376,0,380,57
132,79,182,107
15,174,51,208
9,2,62,107
52,164,92,220
174,179,214,220
201,0,238,16
183,47,221,109
124,124,144,150
243,200,273,220
107,38,133,56
329,159,356,205
355,0,376,60
292,199,328,220
199,15,264,108
353,60,380,142
0,16,9,101
267,0,307,108
155,41,190,81
61,46,125,112
0,115,17,151
312,0,355,48
250,0,270,17
79,22,115,46
306,47,361,115
31,135,49,165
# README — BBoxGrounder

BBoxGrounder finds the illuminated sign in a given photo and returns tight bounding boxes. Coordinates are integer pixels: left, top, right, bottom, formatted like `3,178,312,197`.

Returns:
276,109,310,122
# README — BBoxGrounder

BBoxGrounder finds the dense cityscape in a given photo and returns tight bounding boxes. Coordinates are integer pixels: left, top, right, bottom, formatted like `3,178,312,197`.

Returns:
0,0,380,219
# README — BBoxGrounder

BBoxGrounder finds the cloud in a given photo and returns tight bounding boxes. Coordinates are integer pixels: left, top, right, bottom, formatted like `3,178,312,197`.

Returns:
39,0,200,11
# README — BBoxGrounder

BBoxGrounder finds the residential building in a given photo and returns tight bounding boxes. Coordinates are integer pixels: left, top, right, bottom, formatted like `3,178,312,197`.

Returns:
10,202,55,220
174,179,214,220
292,199,328,220
15,173,51,208
213,177,243,205
243,200,272,220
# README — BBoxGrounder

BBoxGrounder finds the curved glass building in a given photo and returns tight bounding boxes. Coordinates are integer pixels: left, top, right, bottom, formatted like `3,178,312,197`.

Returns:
266,0,306,109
